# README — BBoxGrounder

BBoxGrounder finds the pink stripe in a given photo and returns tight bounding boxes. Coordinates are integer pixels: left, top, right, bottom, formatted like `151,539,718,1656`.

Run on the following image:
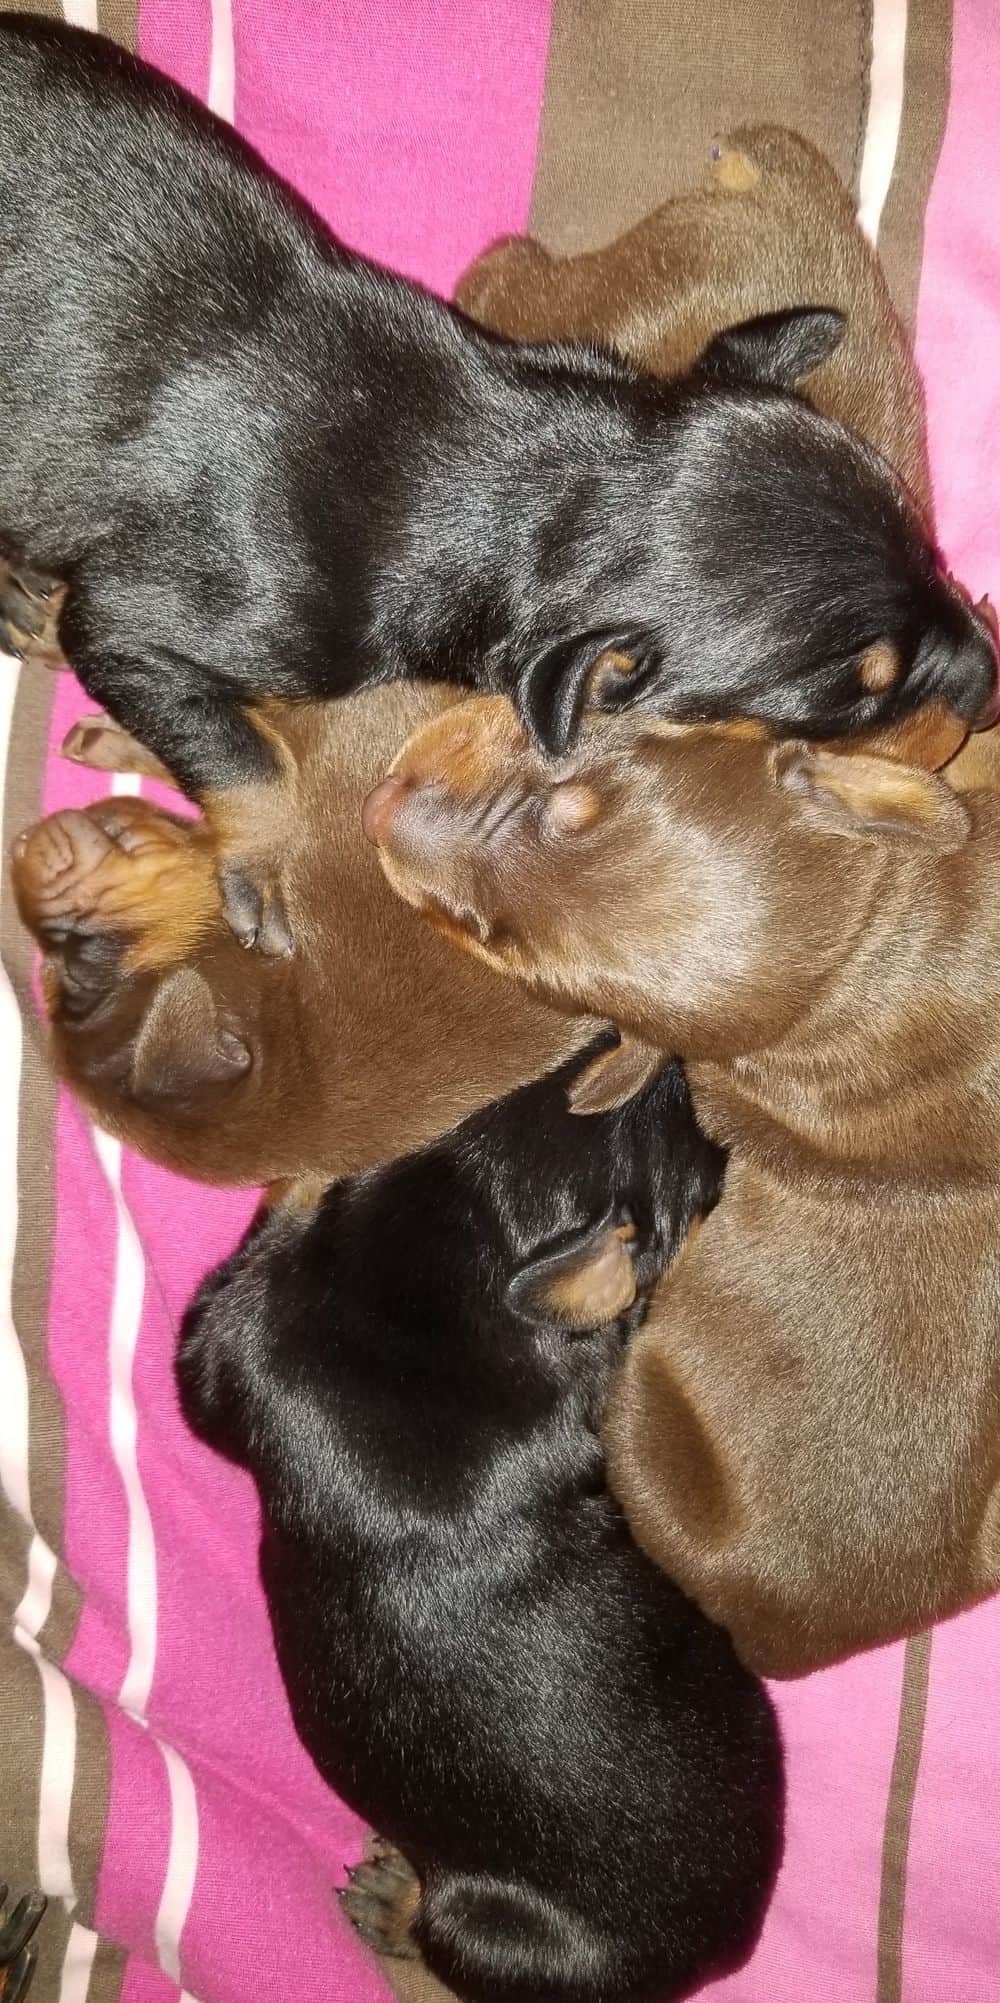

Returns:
709,1646,906,2000
96,1705,173,1962
894,7,1000,1989
138,0,210,102
231,0,553,294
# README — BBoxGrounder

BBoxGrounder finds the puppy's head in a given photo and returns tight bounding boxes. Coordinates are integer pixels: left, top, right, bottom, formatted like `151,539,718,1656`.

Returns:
513,310,998,765
365,695,971,1093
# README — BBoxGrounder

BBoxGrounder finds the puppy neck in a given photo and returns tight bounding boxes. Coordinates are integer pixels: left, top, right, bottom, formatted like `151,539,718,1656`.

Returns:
688,799,1000,1186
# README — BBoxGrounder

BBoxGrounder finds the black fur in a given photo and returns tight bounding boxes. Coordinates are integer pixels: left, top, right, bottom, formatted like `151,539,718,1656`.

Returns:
0,15,993,805
177,1049,782,2003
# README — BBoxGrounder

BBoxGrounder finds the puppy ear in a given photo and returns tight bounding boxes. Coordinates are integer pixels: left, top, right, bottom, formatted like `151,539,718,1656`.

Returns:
507,1214,638,1330
516,631,641,755
569,1037,667,1115
772,741,971,851
130,967,251,1105
699,307,845,390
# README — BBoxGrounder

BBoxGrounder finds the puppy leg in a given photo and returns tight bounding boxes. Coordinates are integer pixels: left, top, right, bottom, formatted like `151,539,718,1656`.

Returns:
11,797,222,977
0,556,68,671
61,713,175,784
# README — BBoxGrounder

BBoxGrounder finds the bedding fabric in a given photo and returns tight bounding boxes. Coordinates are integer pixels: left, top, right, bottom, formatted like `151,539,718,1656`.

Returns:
1,2,998,1999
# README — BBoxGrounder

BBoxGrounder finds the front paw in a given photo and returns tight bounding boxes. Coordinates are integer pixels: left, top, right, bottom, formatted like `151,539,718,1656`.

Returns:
338,1839,422,1961
218,859,294,957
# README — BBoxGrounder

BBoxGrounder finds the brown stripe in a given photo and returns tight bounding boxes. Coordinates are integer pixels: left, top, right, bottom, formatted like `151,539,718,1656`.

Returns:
0,1630,47,1923
2,663,84,1668
0,0,62,16
876,1628,933,2003
873,0,954,333
96,0,138,51
529,0,872,253
25,1884,77,2001
89,1932,128,2001
67,1683,114,1924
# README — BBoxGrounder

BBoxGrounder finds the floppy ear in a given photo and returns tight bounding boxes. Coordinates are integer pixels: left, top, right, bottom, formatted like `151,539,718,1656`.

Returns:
129,966,251,1105
569,1037,667,1116
699,307,845,390
772,741,971,851
516,631,642,755
506,1214,639,1330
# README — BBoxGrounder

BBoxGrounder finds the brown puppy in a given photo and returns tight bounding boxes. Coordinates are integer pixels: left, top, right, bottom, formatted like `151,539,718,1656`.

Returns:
11,123,980,1180
10,690,592,1184
364,693,1000,1677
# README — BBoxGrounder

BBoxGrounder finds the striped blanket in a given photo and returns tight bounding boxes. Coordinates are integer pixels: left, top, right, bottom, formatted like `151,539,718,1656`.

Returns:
1,3,998,2000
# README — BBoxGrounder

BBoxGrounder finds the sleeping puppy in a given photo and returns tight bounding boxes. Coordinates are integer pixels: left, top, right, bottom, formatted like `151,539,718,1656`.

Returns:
176,1048,782,2003
9,124,994,1185
0,24,994,952
364,695,1000,1677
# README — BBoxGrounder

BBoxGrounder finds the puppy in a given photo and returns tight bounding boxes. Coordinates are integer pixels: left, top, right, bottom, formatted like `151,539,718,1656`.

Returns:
0,22,993,952
176,1049,782,2003
9,690,592,1184
364,694,1000,1677
10,124,992,1185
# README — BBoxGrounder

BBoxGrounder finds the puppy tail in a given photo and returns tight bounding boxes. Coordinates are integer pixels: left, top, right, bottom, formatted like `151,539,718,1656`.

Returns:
416,1869,656,2003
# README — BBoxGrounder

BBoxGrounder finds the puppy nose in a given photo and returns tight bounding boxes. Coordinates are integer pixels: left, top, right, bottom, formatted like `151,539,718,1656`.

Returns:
362,774,412,846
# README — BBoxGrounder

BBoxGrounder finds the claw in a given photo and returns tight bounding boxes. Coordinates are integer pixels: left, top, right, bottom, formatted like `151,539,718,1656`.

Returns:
218,862,294,958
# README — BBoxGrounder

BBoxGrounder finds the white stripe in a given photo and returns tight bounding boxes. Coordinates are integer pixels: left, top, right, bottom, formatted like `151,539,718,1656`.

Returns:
16,1532,58,1639
208,0,235,124
13,1630,78,1903
94,1124,156,1720
154,1739,200,1983
60,1,100,28
857,0,909,245
58,1922,99,2003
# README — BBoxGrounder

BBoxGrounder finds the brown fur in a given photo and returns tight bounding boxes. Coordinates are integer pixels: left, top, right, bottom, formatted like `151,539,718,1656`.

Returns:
11,687,593,1185
366,694,1000,1676
12,123,960,1186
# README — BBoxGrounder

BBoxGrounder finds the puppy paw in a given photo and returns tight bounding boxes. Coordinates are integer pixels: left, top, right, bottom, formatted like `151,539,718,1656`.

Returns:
338,1840,422,1961
61,714,174,783
218,859,293,957
0,557,67,670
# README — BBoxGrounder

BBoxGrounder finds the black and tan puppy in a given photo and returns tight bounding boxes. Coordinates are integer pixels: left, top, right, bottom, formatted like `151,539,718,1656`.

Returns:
0,21,995,953
177,1050,781,2003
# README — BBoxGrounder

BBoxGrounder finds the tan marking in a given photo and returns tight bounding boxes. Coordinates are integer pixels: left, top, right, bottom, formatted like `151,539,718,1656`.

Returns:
545,1226,638,1328
839,699,968,772
547,780,601,832
202,702,302,861
858,642,901,693
711,142,760,194
267,1176,328,1216
388,695,526,802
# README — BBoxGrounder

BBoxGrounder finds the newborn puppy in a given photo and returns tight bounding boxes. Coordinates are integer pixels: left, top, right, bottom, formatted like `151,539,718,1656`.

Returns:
10,123,993,1185
365,694,1000,1676
177,1050,782,2003
9,689,593,1185
0,23,993,952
